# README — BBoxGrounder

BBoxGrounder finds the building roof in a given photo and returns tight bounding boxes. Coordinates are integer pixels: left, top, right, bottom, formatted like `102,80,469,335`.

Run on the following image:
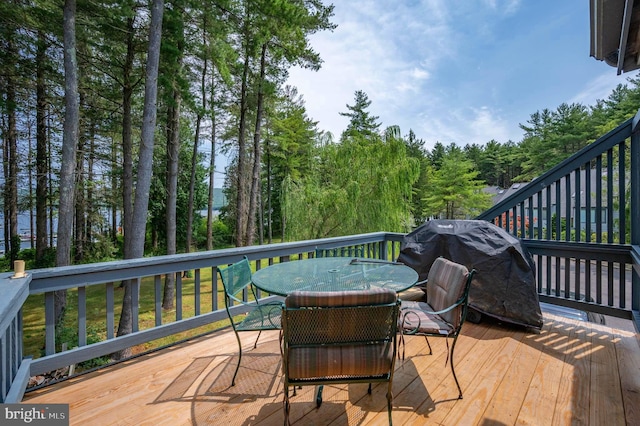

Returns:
590,0,640,74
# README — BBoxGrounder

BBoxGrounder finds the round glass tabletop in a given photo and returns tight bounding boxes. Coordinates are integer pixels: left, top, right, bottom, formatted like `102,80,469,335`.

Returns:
251,257,419,296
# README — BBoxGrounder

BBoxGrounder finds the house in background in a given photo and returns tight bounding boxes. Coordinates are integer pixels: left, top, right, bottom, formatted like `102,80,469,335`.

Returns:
485,167,623,235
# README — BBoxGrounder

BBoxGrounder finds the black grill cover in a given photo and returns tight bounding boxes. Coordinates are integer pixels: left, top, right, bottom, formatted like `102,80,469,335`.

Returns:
397,219,543,330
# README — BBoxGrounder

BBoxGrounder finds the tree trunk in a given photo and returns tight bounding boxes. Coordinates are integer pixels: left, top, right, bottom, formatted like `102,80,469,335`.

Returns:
116,0,164,359
163,93,180,310
87,128,95,243
121,15,135,258
8,77,18,264
111,140,118,242
246,42,267,247
4,33,19,264
266,136,272,244
28,117,34,249
186,63,205,254
35,31,49,268
235,20,251,247
55,0,80,324
206,72,216,251
74,96,86,264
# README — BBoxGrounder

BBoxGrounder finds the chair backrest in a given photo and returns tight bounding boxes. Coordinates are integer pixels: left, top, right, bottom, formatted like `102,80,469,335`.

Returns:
282,288,399,380
218,258,253,297
425,257,471,328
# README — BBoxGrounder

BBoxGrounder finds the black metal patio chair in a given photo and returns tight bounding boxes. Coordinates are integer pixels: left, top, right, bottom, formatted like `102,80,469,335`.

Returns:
399,257,476,399
218,257,282,386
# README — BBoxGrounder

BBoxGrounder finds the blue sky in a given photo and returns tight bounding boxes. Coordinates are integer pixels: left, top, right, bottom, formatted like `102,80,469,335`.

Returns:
286,0,632,151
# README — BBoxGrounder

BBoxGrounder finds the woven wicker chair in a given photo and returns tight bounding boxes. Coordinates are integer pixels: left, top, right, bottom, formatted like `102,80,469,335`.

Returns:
218,257,282,386
399,257,476,399
281,288,400,426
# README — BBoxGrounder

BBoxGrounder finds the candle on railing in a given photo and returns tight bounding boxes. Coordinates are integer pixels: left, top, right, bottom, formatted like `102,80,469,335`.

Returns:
13,260,26,278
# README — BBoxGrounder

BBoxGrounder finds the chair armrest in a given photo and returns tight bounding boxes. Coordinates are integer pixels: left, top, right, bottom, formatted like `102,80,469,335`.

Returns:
401,295,465,316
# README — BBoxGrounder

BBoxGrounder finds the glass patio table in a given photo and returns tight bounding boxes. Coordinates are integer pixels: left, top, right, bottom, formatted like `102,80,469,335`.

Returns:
251,257,419,296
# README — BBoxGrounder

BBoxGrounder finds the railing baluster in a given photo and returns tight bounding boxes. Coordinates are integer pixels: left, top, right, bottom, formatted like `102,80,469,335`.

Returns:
585,165,592,241
607,148,614,241
564,174,572,299
154,275,162,326
212,266,219,312
132,278,140,333
608,261,615,306
78,286,86,347
106,282,114,339
176,272,183,321
596,155,603,304
620,263,626,309
45,292,55,356
194,269,201,316
575,167,581,242
619,141,626,244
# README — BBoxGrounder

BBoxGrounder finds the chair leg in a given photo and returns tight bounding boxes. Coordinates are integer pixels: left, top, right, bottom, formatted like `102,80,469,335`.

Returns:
424,336,432,355
367,383,372,394
450,335,463,399
386,382,394,426
284,385,291,426
231,329,242,386
315,385,323,408
253,329,263,349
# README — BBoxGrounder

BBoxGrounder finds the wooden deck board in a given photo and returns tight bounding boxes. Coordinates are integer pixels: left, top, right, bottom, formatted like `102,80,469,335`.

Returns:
589,320,626,426
515,317,570,425
615,324,640,425
22,312,638,426
551,317,591,426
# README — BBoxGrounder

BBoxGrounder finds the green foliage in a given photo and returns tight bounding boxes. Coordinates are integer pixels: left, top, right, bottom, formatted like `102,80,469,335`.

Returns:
194,217,233,248
53,321,111,370
339,90,381,140
80,235,120,263
148,127,209,252
422,151,492,219
282,95,420,240
18,247,57,270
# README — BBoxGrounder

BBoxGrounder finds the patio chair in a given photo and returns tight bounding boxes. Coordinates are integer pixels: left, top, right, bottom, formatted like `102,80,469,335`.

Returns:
218,257,282,386
281,288,400,426
314,245,364,258
399,257,476,399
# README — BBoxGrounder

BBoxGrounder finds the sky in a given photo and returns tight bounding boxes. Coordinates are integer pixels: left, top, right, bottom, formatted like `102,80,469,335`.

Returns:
285,0,634,151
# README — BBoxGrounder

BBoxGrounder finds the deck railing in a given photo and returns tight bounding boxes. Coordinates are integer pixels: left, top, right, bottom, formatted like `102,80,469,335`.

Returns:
477,109,640,327
0,233,402,402
0,273,31,403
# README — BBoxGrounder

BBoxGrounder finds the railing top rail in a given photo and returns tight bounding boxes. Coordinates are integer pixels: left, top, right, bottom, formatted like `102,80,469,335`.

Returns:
0,273,31,333
28,232,403,294
477,115,634,220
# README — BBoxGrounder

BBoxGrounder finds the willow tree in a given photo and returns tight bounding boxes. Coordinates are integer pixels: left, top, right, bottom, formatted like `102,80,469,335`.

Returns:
283,131,419,239
283,91,419,239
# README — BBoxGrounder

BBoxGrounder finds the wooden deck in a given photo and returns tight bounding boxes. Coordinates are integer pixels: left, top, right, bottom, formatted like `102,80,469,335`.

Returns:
23,312,640,425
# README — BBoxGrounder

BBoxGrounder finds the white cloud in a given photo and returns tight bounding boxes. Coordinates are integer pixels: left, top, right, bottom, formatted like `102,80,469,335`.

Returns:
286,1,624,152
570,72,628,105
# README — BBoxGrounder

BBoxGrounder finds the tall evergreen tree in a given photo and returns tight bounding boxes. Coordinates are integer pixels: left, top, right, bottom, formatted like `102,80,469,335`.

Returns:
339,90,380,140
423,151,491,219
